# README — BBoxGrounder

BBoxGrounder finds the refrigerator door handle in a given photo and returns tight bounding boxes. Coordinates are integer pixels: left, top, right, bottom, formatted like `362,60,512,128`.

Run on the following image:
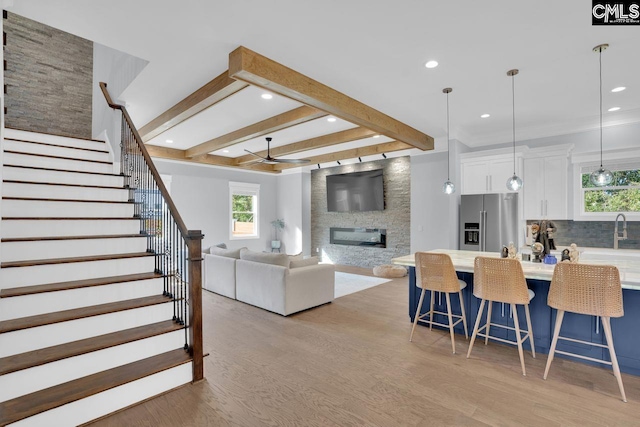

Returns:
479,210,484,252
540,200,543,217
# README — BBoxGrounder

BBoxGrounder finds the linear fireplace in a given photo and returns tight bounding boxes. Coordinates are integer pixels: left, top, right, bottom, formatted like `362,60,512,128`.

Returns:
330,227,386,248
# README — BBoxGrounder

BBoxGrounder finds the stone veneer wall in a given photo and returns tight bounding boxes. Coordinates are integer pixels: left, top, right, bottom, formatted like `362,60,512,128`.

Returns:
4,12,93,139
527,219,639,250
311,156,410,268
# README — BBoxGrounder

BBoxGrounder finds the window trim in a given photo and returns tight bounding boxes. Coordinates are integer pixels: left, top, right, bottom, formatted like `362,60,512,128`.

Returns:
229,181,260,240
572,150,640,221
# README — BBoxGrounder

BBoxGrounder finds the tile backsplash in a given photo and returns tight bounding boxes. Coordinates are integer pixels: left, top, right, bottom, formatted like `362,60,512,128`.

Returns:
526,220,639,250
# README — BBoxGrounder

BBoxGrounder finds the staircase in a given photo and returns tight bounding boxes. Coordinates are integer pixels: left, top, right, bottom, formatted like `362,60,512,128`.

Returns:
0,125,202,426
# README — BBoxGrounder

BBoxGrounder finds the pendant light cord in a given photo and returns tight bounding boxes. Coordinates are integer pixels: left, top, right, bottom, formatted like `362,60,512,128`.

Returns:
512,73,516,175
446,91,450,180
599,47,603,168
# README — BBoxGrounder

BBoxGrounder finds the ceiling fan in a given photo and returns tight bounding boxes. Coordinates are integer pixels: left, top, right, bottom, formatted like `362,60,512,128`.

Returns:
244,137,310,164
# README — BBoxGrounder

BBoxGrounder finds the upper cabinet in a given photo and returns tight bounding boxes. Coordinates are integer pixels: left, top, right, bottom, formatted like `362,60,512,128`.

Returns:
461,152,524,194
522,145,573,220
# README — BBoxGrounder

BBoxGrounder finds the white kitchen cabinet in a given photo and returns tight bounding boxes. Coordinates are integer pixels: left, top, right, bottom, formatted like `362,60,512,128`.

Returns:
523,154,569,219
461,154,523,194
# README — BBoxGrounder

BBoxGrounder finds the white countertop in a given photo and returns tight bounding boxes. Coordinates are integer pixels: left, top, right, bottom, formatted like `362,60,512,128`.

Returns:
392,249,640,291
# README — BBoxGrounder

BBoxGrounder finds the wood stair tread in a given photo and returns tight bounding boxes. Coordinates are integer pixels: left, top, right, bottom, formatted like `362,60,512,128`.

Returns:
0,320,182,376
0,294,173,333
3,164,127,177
0,348,191,426
3,149,113,165
2,233,148,243
2,179,130,190
2,216,139,221
0,272,163,298
1,251,155,269
2,196,138,204
4,138,110,154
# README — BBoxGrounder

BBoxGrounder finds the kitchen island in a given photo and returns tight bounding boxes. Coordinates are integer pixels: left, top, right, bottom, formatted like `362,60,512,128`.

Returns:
393,249,640,376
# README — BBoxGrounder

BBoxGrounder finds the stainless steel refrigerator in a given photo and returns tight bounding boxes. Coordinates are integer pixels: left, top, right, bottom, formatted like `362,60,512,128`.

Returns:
459,193,518,252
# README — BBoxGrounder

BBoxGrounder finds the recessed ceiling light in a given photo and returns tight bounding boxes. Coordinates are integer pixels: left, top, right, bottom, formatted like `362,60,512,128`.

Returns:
261,93,273,99
222,149,230,153
608,107,620,112
480,114,491,118
327,117,337,122
425,60,438,69
373,135,380,138
611,86,626,92
165,140,173,144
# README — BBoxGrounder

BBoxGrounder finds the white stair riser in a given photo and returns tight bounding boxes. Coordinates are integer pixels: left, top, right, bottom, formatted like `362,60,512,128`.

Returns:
0,330,185,401
3,152,113,174
1,220,140,238
4,129,108,152
1,236,147,263
3,139,110,162
3,166,124,187
2,182,129,202
0,278,164,320
2,199,135,218
1,256,155,288
0,302,174,357
8,362,192,427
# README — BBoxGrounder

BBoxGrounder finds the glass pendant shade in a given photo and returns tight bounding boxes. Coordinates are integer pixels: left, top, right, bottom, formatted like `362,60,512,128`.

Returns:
506,174,523,191
443,180,455,194
590,167,613,186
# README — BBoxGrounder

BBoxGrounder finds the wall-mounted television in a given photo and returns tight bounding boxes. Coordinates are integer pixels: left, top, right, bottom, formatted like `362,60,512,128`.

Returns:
326,169,384,212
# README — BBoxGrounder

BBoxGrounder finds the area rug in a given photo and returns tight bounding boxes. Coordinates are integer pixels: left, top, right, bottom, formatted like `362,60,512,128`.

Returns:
334,272,391,298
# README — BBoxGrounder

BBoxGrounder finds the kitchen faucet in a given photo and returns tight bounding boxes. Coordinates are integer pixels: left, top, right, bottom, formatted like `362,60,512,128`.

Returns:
614,213,627,249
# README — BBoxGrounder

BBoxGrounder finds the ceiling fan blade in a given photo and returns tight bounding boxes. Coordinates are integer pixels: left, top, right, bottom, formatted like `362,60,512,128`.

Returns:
244,149,267,161
270,158,311,164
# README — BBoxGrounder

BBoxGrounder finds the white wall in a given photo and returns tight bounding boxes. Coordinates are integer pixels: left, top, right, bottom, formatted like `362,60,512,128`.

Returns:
153,160,278,252
92,43,148,159
276,172,303,255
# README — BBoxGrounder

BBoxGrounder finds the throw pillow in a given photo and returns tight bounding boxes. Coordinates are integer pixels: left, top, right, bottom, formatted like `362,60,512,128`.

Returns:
240,248,291,268
290,256,319,269
211,246,243,259
202,247,211,254
288,252,303,261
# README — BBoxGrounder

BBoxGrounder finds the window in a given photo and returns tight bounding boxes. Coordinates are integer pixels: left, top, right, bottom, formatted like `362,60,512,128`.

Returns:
229,182,260,239
579,162,640,218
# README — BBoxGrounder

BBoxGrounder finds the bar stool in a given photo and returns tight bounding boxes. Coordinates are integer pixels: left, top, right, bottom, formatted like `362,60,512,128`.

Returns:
467,257,536,376
543,263,626,402
410,252,469,354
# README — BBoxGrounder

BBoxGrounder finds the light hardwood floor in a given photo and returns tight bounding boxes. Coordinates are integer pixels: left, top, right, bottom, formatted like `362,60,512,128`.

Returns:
91,266,640,426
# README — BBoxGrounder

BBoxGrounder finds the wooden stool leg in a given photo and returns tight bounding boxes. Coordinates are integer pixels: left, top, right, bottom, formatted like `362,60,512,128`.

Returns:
543,309,564,380
485,301,493,345
467,299,486,359
410,288,426,342
601,317,627,403
511,303,526,376
459,290,468,339
445,293,456,354
429,291,435,331
524,304,536,358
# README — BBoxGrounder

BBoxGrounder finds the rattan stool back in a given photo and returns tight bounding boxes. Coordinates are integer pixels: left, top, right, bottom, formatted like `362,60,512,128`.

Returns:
415,252,460,293
473,257,529,305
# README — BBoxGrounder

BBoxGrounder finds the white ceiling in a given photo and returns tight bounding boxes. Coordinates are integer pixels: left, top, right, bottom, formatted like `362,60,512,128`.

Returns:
9,0,640,169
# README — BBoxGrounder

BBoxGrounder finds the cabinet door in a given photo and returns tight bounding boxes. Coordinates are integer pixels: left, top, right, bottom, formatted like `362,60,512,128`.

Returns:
488,158,517,193
462,161,489,194
523,158,545,219
543,156,568,219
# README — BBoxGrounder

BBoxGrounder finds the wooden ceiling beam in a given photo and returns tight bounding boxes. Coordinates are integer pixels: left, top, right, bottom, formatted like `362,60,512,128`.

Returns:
138,70,249,142
273,141,413,171
229,46,434,151
185,105,326,158
233,127,377,165
146,145,278,173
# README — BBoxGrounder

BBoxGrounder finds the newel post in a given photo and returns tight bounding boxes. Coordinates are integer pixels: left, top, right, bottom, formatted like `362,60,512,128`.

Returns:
187,229,204,382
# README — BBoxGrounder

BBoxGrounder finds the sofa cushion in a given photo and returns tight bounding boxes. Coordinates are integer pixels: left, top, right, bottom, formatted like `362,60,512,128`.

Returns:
288,252,303,261
211,246,243,259
290,256,319,269
240,248,290,268
203,242,227,254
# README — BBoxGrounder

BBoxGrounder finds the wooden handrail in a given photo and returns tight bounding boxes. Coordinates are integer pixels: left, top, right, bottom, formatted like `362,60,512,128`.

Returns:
100,82,204,382
99,82,194,240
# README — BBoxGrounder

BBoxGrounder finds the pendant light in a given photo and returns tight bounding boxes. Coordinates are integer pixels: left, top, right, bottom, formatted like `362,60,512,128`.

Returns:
590,44,614,186
442,87,455,194
506,69,523,191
